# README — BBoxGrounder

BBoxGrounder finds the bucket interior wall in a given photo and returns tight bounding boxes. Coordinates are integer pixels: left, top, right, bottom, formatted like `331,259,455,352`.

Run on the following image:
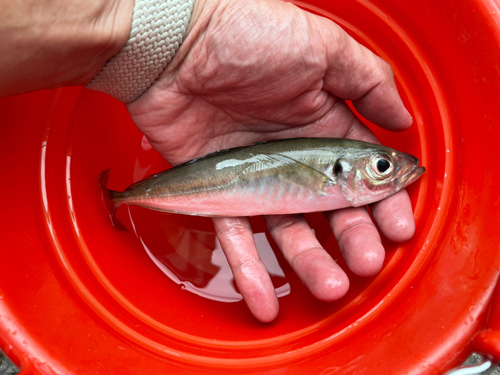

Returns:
1,0,500,374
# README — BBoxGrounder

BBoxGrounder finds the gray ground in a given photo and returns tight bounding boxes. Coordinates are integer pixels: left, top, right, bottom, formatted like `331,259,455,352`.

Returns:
0,351,17,375
461,354,500,374
0,348,498,374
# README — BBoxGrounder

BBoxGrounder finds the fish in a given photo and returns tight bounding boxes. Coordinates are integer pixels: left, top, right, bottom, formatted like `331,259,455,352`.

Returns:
101,138,425,221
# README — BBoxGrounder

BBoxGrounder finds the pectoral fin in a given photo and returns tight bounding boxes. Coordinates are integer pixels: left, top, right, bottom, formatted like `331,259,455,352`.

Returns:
251,153,335,193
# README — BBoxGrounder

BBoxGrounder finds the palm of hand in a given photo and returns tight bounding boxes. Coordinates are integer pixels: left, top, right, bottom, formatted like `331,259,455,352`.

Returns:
127,0,415,322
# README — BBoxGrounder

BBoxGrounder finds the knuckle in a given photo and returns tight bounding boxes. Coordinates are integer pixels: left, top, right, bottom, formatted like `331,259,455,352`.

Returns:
289,245,324,268
215,219,250,239
239,258,259,271
336,220,377,245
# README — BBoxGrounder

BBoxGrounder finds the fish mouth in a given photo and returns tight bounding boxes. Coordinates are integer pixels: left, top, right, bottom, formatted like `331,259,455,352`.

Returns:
395,165,426,190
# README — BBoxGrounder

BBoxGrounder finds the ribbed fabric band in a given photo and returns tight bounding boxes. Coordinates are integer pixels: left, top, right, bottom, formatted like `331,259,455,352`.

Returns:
86,0,195,103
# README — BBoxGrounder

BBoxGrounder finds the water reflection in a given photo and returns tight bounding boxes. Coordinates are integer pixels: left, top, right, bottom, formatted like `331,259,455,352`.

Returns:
127,206,290,303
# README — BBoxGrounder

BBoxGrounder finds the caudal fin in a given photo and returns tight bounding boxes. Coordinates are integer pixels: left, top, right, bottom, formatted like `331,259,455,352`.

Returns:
99,169,127,231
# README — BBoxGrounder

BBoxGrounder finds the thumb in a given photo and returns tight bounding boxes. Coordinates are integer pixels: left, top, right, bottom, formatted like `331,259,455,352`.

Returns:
319,18,412,131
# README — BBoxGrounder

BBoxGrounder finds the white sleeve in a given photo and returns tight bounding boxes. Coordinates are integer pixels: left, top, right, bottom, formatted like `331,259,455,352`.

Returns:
86,0,195,103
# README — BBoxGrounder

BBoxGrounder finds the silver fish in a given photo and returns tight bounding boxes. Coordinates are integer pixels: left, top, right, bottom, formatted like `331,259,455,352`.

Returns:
102,138,425,218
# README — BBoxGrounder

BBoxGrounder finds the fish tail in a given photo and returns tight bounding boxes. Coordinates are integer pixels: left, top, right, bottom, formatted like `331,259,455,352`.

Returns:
99,169,127,231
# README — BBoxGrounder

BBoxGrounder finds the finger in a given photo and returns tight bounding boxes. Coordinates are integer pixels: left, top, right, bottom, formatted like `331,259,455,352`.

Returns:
212,217,279,322
265,214,349,301
324,207,385,277
370,189,415,243
319,19,412,131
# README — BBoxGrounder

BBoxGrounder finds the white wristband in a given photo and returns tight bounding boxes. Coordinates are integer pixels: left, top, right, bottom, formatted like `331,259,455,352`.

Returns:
86,0,195,103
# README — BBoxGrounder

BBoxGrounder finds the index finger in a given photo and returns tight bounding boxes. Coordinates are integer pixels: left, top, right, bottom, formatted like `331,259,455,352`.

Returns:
212,217,279,323
318,17,412,131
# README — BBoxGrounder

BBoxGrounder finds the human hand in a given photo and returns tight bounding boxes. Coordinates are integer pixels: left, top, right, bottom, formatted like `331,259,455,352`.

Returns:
127,0,415,322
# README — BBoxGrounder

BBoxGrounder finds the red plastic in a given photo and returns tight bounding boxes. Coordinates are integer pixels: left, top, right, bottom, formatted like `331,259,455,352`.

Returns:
1,0,500,374
472,277,500,362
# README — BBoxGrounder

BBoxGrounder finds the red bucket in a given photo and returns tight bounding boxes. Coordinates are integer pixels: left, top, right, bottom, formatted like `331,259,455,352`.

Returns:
1,0,500,373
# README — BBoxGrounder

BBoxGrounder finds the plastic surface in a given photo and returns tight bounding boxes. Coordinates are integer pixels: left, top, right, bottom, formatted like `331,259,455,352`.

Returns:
1,0,500,374
473,279,500,362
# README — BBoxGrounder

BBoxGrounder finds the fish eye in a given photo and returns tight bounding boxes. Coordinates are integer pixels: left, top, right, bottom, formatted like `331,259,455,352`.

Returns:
377,159,391,173
370,155,394,178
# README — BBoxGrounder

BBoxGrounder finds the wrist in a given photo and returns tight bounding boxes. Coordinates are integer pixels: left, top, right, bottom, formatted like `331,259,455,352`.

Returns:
0,0,134,97
88,0,196,103
75,0,136,86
